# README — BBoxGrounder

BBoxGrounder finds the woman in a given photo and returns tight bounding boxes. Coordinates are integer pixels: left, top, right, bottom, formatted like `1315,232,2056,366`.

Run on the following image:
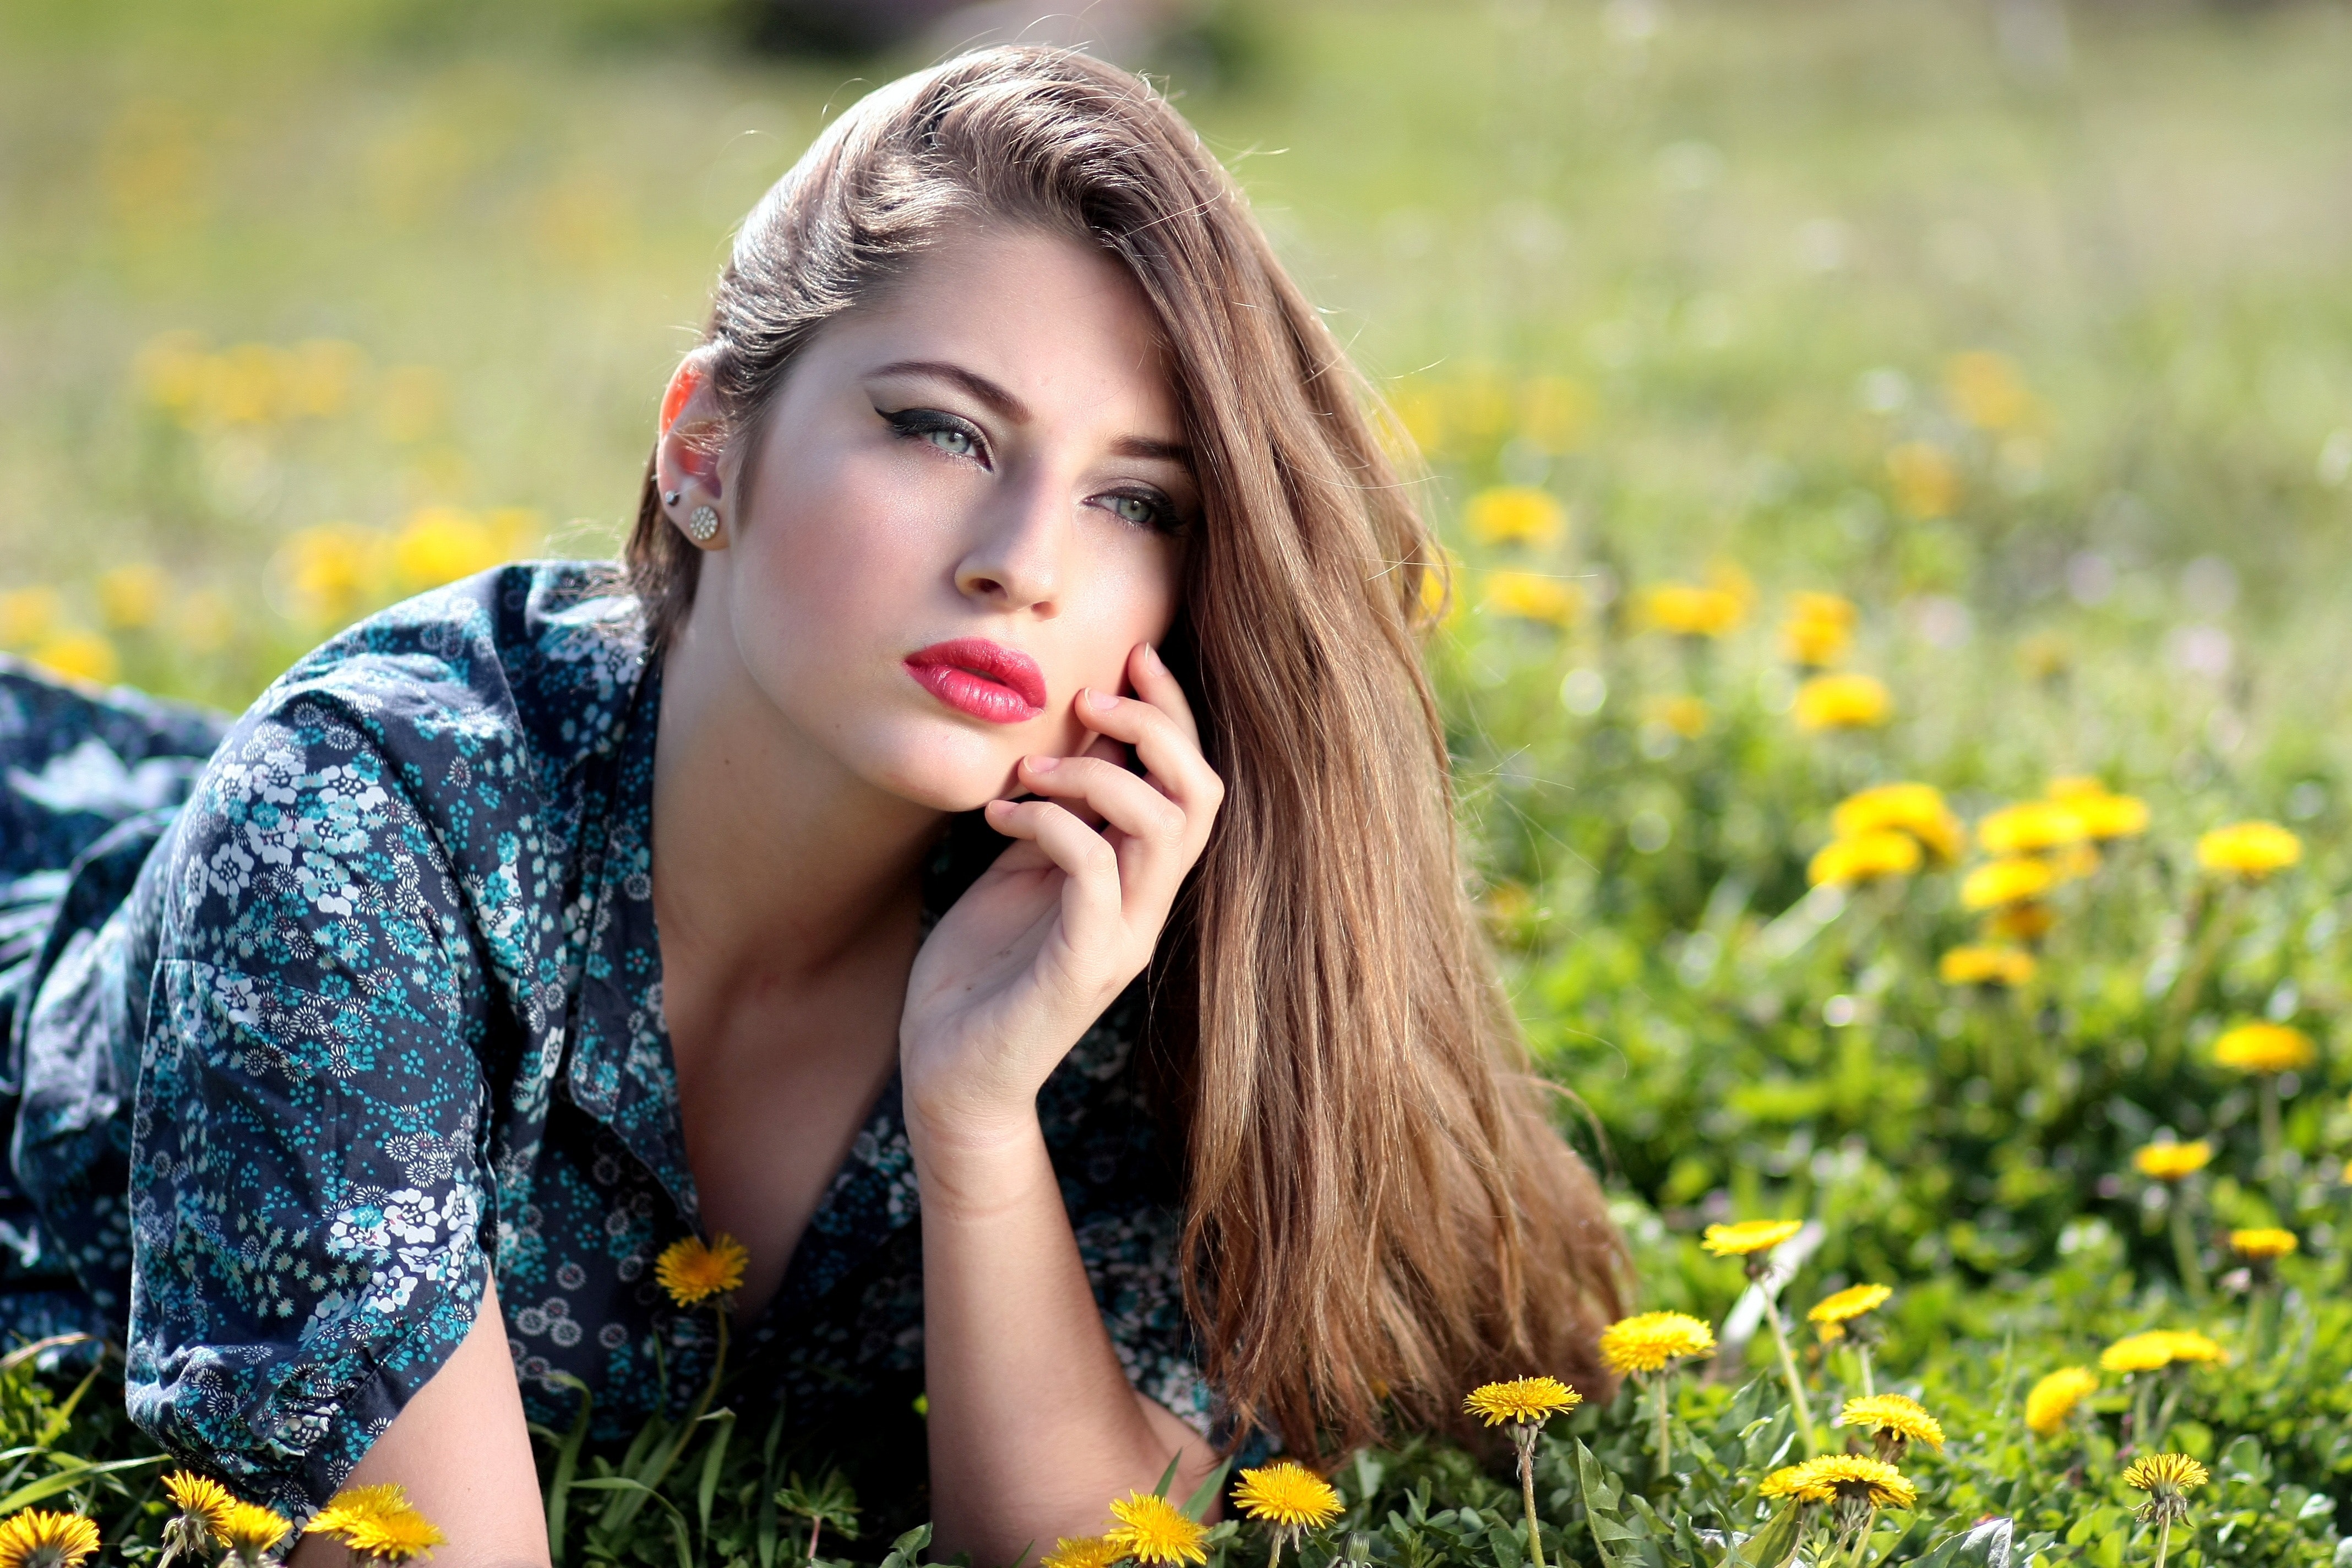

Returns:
0,46,1622,1566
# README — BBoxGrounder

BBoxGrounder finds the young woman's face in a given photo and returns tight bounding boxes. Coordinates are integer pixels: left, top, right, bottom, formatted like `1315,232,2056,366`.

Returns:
683,226,1193,812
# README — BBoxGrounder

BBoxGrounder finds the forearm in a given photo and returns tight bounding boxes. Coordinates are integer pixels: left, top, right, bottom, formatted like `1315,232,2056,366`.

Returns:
913,1109,1215,1566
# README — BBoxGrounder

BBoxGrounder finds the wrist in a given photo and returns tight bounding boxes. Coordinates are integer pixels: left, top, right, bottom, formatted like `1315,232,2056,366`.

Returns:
904,1097,1054,1219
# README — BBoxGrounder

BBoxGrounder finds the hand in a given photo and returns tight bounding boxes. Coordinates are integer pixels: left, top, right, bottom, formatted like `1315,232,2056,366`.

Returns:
899,641,1223,1152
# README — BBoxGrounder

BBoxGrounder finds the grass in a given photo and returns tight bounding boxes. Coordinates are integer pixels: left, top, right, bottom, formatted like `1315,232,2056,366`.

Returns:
3,1,2352,1564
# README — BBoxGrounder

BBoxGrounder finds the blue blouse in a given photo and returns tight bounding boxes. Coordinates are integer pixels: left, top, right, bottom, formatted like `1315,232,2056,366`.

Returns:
0,562,1208,1516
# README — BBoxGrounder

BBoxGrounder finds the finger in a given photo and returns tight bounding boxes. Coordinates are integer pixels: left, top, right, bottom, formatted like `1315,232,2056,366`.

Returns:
1126,642,1201,749
1019,756,1184,848
1074,687,1224,827
982,797,1124,959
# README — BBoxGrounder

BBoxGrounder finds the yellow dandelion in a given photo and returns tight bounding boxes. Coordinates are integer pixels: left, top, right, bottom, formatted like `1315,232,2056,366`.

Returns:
2154,1330,2225,1365
2048,778,2149,840
2124,1453,2208,1525
1807,831,1923,888
2229,1228,2297,1261
1781,1455,1917,1511
1886,441,1959,519
2132,1141,2212,1182
1232,1462,1343,1532
1702,1218,1803,1257
1782,592,1858,667
1758,1464,1827,1502
1793,672,1892,731
2100,1332,2177,1375
1598,1312,1717,1376
2196,820,2301,879
1462,1375,1582,1427
2213,1022,2316,1075
655,1232,750,1307
1106,1491,1210,1567
305,1485,445,1565
1985,900,2054,941
1463,487,1568,548
162,1471,237,1539
1946,351,2030,431
1960,856,2055,911
0,1511,99,1568
1041,1537,1127,1568
1640,582,1747,639
1807,1283,1893,1337
1831,783,1965,865
1836,1393,1944,1451
217,1502,294,1563
1641,693,1709,739
1937,945,2037,988
1482,570,1579,627
1977,801,2087,856
29,631,119,687
2023,1366,2098,1436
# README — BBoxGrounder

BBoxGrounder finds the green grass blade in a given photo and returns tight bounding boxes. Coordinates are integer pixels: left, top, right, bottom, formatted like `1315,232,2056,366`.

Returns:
0,1455,167,1515
1179,1457,1231,1523
544,1374,592,1568
1151,1451,1183,1499
696,1407,736,1543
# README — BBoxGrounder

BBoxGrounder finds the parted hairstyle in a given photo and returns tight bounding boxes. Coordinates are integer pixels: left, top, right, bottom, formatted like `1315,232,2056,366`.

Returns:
624,45,1626,1456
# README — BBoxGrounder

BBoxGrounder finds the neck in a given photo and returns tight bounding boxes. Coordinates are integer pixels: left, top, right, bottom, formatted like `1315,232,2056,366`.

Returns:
649,592,943,1005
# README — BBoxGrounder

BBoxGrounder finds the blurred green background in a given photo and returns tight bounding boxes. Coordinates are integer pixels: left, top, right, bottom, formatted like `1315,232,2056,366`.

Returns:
6,0,2352,1330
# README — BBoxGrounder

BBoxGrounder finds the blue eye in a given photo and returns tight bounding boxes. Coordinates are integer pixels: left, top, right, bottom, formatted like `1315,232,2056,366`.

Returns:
925,427,974,458
881,407,989,466
1110,495,1154,526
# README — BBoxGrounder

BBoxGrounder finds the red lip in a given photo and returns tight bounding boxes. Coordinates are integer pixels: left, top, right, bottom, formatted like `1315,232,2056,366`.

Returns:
903,638,1048,725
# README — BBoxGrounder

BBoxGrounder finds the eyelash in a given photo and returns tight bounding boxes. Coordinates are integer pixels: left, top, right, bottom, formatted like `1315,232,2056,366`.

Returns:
877,406,1189,536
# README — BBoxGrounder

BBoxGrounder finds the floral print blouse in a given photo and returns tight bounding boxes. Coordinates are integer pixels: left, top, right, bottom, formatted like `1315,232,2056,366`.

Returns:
0,562,1208,1517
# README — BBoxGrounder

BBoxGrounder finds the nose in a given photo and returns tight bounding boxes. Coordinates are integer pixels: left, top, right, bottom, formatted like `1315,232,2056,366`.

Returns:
952,470,1064,616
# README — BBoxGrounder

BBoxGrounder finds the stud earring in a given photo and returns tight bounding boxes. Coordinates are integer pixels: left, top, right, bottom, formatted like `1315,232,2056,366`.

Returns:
662,489,682,507
686,505,720,543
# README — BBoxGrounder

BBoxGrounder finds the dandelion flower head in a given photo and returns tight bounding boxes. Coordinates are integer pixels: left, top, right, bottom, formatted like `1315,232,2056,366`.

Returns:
655,1233,750,1307
1599,1312,1716,1375
2048,778,2149,840
2132,1141,2212,1182
1779,1456,1917,1511
2100,1330,2224,1375
2229,1227,2297,1260
1041,1538,1126,1568
2196,820,2302,879
217,1503,293,1559
1641,582,1746,639
1837,1393,1945,1451
1232,1462,1343,1532
1832,783,1964,865
1794,672,1893,731
1758,1465,1823,1502
2213,1021,2316,1075
1483,570,1578,628
1703,1218,1803,1257
1462,1375,1582,1427
1782,591,1857,667
1978,801,2087,857
1808,1284,1893,1341
2023,1367,2099,1436
1937,945,2037,988
1808,831,1922,888
2124,1453,2209,1523
2154,1330,2225,1365
1463,487,1567,548
1106,1492,1210,1567
306,1485,445,1565
162,1472,237,1538
1960,857,2055,911
0,1511,100,1568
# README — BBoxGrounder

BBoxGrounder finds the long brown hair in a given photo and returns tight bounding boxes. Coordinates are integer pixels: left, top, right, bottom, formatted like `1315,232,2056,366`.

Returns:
624,46,1625,1458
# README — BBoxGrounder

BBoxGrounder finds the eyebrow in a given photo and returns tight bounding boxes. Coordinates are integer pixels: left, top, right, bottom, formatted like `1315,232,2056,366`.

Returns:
868,358,1193,470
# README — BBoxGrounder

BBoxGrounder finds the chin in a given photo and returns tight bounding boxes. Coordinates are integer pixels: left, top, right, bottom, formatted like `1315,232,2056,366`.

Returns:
858,724,1022,814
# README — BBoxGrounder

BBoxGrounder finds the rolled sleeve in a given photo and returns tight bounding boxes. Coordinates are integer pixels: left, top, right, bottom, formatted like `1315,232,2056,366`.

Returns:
126,693,495,1513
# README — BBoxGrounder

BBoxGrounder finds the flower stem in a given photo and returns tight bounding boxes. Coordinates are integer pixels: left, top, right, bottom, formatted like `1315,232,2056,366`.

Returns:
808,1515,823,1566
1653,1374,1672,1480
1516,1428,1546,1568
1762,1295,1820,1457
2168,1192,2208,1307
2258,1075,2288,1215
1267,1532,1284,1568
1857,1342,1875,1400
2152,1514,2172,1568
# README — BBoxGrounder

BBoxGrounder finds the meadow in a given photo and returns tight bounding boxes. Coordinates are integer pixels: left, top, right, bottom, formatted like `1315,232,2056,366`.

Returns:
2,0,2351,1564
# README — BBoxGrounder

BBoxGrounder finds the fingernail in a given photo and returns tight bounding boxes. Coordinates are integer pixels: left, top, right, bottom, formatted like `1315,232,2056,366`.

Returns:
1086,688,1119,714
1142,643,1164,670
1026,754,1059,771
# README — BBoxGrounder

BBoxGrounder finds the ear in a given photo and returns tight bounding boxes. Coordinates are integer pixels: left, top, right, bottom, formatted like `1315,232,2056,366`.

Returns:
655,352,730,551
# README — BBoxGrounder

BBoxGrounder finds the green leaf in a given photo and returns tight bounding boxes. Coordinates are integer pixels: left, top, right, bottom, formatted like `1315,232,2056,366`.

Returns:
1180,1458,1233,1523
0,1454,166,1516
544,1373,593,1568
1571,1440,1641,1568
697,1407,737,1544
1152,1451,1184,1500
1725,1505,1804,1568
